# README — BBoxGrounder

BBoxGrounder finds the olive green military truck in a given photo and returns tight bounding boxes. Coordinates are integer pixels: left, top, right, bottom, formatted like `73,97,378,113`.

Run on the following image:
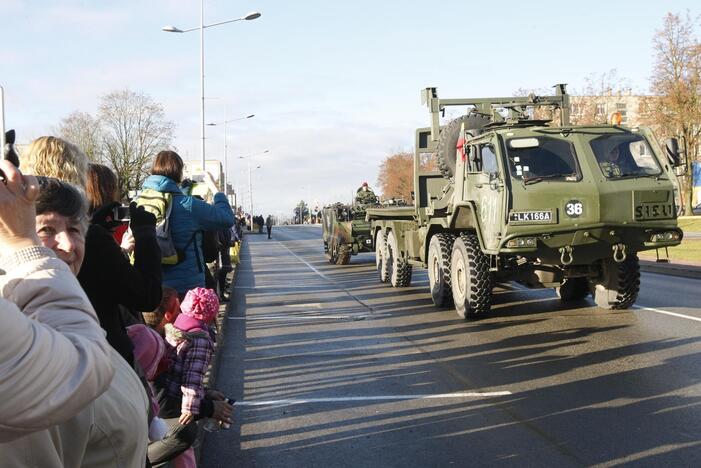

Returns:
322,202,375,264
367,85,684,318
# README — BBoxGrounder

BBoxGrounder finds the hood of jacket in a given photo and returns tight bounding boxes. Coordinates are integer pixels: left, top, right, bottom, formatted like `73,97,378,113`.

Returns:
142,175,184,195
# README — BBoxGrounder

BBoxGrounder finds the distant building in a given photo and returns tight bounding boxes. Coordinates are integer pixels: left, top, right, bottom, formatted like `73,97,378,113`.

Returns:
569,90,649,127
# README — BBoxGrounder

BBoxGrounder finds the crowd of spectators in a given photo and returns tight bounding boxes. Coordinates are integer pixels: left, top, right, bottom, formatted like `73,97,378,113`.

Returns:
0,134,237,467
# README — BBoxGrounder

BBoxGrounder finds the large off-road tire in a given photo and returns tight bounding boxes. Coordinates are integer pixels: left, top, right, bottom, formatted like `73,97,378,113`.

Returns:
375,229,389,283
327,240,338,264
427,232,456,307
436,114,491,179
336,244,351,265
450,232,492,319
556,277,590,301
591,254,640,309
386,230,412,287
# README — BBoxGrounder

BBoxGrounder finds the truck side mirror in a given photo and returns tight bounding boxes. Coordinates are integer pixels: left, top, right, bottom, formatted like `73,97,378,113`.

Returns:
666,138,681,166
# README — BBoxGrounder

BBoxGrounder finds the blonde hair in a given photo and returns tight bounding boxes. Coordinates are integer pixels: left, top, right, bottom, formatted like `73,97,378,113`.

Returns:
23,136,88,188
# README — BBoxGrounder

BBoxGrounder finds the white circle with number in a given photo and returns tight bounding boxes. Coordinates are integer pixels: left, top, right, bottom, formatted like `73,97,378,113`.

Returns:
565,200,583,218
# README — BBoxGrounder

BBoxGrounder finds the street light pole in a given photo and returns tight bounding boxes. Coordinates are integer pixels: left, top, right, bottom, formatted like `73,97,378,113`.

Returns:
207,113,254,193
199,0,205,171
162,8,261,170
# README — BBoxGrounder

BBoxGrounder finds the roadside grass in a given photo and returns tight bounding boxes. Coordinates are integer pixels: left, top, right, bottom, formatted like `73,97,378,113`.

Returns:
639,239,701,263
679,217,701,232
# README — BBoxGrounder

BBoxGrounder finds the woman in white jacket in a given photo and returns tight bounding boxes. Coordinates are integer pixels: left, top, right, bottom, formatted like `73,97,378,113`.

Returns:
0,160,114,441
0,161,150,467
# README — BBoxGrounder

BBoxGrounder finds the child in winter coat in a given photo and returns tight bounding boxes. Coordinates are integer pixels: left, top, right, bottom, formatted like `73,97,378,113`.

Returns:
142,287,181,335
163,287,219,425
126,324,170,442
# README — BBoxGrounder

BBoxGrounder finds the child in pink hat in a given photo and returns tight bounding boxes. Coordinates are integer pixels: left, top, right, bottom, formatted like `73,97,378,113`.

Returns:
163,287,219,425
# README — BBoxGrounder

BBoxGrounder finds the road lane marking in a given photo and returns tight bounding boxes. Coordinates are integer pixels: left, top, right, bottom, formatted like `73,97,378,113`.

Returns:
228,313,392,321
234,391,512,406
274,242,380,316
634,305,701,323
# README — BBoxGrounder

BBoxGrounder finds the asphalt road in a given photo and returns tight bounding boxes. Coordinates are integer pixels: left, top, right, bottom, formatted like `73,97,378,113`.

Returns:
201,225,701,468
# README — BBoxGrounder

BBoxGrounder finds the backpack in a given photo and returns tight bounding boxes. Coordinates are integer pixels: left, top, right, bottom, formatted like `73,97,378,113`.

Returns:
136,188,191,265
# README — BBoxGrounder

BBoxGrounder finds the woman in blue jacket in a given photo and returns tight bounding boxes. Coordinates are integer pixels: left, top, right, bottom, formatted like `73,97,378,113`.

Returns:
141,151,234,297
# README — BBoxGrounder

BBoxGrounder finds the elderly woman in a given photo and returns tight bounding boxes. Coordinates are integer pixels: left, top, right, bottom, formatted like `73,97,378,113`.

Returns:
0,175,150,467
0,161,113,442
24,138,162,365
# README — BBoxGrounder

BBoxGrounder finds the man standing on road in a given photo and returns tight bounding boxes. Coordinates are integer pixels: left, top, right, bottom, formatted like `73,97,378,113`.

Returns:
266,215,273,239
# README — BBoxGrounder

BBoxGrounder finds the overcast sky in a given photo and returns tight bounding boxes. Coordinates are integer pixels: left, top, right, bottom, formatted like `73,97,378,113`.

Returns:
1,0,697,218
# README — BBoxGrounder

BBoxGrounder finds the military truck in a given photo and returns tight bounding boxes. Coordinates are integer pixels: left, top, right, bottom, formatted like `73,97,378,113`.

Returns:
322,202,375,264
367,85,684,318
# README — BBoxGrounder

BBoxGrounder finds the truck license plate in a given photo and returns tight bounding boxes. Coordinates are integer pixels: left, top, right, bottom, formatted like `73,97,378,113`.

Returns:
634,203,675,220
509,210,554,224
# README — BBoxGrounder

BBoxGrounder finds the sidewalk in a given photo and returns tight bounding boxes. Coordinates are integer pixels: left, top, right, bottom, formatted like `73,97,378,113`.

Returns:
640,258,701,279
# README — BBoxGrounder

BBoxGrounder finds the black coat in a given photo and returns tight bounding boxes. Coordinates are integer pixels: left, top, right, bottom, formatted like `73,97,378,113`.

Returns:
78,224,163,365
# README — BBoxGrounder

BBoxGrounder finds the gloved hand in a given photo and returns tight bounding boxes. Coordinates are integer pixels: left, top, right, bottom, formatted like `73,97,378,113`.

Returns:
91,202,121,229
128,202,156,229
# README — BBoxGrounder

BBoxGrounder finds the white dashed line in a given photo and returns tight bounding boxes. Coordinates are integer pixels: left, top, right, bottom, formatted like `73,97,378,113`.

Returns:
228,313,392,321
234,391,512,406
634,305,701,323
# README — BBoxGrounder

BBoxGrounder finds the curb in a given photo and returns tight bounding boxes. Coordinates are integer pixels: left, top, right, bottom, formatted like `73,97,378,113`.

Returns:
195,242,241,462
640,259,701,280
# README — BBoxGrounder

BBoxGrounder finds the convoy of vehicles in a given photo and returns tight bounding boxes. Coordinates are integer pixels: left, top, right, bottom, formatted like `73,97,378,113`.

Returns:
353,85,684,318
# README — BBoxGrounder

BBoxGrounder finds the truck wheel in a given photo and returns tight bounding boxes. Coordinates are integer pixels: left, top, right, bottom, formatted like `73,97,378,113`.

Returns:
592,254,640,309
375,230,389,283
336,244,351,265
450,232,492,318
327,240,338,264
556,277,590,301
386,230,412,287
428,232,455,307
436,114,491,179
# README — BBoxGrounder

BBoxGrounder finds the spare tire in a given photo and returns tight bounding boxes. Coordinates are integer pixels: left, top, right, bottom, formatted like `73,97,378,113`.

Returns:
436,114,491,179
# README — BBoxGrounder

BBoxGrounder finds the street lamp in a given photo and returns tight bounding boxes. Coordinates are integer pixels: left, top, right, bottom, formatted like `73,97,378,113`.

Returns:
249,164,262,220
236,150,269,216
206,113,254,191
162,6,261,170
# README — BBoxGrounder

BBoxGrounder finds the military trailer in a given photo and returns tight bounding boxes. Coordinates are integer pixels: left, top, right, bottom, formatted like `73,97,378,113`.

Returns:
367,85,684,318
322,203,374,264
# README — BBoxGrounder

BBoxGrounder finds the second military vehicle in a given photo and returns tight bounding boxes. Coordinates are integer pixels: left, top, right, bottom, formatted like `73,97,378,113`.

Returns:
367,85,684,317
322,183,380,264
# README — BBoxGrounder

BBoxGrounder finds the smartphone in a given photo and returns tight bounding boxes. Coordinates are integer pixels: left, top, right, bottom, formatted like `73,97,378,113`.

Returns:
113,205,130,222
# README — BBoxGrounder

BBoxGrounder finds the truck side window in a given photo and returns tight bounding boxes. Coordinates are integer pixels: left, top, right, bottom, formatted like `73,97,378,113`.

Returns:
467,145,479,172
481,144,498,176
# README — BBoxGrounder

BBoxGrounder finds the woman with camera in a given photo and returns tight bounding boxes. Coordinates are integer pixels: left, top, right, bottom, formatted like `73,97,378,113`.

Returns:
0,163,150,466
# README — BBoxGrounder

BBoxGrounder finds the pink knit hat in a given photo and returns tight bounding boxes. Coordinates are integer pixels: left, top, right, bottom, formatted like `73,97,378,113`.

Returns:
180,287,219,324
127,324,166,380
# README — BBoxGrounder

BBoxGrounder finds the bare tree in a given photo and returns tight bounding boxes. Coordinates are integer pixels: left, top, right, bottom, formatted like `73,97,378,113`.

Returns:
642,11,701,214
99,90,175,197
57,111,103,162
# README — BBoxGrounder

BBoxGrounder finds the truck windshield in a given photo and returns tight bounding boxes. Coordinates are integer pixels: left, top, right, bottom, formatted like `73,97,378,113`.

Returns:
590,134,662,179
506,137,580,182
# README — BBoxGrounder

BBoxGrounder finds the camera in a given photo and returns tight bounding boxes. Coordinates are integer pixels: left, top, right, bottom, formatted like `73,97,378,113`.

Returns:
113,205,130,222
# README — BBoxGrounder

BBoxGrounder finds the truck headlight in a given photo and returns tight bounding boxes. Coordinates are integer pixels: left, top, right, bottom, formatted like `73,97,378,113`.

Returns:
506,237,537,248
650,231,681,242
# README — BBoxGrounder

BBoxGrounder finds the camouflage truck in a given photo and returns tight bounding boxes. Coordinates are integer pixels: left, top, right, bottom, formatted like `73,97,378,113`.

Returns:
367,85,684,318
322,202,375,264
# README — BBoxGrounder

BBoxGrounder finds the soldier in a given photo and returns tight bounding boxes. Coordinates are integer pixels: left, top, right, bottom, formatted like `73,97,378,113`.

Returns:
355,182,377,206
599,144,638,177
